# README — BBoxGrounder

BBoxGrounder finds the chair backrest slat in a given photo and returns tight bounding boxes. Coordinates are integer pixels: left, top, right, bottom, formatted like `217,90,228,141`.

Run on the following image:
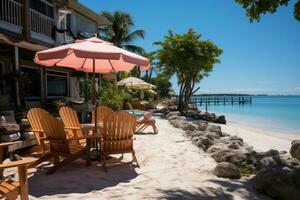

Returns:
103,112,136,152
27,108,49,145
92,106,113,124
59,106,83,138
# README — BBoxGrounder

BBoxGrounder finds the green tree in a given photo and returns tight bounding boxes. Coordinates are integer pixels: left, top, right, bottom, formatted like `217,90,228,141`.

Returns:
143,51,156,81
98,11,145,54
154,29,223,112
236,0,300,22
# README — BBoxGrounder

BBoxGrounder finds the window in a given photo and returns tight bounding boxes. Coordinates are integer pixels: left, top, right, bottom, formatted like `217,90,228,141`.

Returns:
47,71,68,97
30,0,54,18
19,67,41,97
0,63,4,96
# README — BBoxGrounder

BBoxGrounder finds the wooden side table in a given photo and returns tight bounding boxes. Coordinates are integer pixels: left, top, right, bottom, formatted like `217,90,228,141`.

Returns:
0,142,15,179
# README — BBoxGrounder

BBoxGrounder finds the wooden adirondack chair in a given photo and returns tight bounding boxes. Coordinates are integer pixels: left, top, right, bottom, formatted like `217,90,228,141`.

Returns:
27,110,95,175
59,106,86,146
127,103,158,134
26,108,50,154
0,158,36,200
92,106,113,124
102,112,139,171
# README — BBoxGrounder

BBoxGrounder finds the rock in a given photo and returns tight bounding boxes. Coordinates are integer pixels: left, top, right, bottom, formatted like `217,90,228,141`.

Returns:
185,130,205,138
196,136,215,150
207,125,222,135
182,123,198,131
206,143,227,154
228,135,243,143
227,140,244,150
252,166,300,200
192,120,208,131
204,131,221,140
290,140,300,161
213,162,241,179
166,111,181,119
213,115,226,124
210,149,249,167
253,149,288,171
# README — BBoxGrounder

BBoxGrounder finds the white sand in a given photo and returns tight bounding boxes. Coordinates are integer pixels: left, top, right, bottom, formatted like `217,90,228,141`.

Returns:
220,122,300,152
4,118,272,200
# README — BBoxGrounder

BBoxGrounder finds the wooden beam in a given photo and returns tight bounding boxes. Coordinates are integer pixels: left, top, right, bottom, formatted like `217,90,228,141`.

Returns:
21,0,30,40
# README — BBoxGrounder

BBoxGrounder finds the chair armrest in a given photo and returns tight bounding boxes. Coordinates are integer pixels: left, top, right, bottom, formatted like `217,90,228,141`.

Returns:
64,127,81,131
32,129,44,133
67,135,102,141
0,141,16,148
0,158,36,169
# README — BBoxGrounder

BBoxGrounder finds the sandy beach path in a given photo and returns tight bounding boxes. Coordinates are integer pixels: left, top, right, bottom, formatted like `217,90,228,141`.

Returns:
5,118,270,200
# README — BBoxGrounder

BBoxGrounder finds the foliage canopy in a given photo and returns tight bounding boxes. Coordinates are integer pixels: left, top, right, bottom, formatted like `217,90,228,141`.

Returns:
235,0,300,22
154,29,223,111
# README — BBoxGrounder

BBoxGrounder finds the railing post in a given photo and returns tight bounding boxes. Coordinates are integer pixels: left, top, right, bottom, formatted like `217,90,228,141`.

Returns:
21,0,30,39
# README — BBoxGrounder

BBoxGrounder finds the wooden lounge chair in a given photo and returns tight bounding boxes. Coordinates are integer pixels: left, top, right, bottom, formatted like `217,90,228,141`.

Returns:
127,103,158,134
27,110,94,175
92,106,113,124
0,157,36,200
26,108,50,154
102,112,139,171
59,106,86,146
135,112,158,134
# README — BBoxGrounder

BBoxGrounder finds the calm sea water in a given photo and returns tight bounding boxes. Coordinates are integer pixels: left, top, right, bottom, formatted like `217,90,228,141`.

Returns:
196,96,300,135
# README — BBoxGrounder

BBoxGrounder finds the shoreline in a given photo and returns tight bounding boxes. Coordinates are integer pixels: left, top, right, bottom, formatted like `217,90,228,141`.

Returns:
219,121,300,152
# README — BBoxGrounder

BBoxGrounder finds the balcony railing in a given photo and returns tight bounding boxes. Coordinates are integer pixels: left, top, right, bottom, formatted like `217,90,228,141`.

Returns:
0,0,23,33
30,9,54,41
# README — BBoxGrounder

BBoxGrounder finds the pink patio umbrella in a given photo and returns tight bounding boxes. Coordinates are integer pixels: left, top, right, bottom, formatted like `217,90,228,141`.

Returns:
34,37,150,101
34,37,150,137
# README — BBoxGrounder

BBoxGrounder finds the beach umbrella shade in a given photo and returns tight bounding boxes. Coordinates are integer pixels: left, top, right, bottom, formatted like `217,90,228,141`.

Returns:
117,76,156,90
34,37,150,136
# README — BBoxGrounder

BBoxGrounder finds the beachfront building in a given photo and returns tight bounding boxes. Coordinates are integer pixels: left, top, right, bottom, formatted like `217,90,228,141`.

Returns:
0,0,109,111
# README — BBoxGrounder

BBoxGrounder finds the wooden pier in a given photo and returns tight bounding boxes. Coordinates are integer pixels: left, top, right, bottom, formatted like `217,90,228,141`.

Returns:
190,96,252,106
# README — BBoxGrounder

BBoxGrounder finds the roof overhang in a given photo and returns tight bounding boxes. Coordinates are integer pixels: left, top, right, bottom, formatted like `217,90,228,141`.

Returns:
67,0,111,25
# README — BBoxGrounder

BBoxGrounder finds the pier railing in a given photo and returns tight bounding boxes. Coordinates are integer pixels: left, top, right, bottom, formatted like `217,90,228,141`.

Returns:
190,96,252,106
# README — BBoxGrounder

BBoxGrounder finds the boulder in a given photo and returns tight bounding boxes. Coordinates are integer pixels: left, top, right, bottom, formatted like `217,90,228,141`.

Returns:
227,140,244,150
204,131,221,140
182,123,198,131
185,130,205,138
207,125,222,135
195,136,215,150
252,166,300,200
290,140,300,161
192,120,208,131
253,149,288,171
213,115,226,124
206,143,227,154
210,149,249,167
228,135,243,143
213,162,241,179
166,111,181,119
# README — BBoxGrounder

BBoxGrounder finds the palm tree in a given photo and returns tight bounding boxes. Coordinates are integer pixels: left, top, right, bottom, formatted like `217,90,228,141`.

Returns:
98,11,145,54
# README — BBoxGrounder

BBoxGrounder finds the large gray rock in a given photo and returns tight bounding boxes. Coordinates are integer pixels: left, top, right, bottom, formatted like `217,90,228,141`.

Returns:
252,166,300,200
213,162,241,179
290,140,300,161
192,120,208,131
210,149,249,167
253,149,288,171
182,123,198,131
207,124,222,135
213,115,226,124
206,143,227,154
166,111,181,119
185,130,205,138
195,136,215,151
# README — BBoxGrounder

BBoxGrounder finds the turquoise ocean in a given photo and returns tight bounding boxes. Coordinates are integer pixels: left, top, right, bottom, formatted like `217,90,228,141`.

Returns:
196,96,300,135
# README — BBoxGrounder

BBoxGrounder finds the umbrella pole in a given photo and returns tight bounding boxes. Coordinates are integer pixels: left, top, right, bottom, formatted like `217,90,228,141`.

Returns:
92,59,98,148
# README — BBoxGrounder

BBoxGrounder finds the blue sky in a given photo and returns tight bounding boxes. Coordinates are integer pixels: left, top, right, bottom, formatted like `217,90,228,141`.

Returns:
80,0,300,95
